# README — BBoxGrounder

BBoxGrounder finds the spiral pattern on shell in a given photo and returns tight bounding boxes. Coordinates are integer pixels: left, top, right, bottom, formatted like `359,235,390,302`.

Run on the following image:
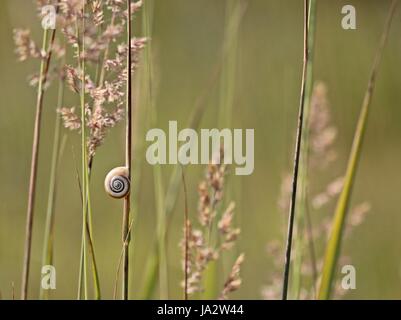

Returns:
109,175,129,197
104,166,130,199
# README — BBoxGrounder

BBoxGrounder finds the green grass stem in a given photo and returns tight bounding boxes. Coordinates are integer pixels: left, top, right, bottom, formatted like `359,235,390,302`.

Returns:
318,0,399,300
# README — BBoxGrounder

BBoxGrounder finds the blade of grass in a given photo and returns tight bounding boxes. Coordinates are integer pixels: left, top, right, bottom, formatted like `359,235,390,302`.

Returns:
291,0,317,300
77,1,89,300
318,0,399,300
282,0,309,300
204,0,247,300
155,165,168,299
139,0,169,299
113,219,135,300
75,1,101,301
121,0,133,300
129,0,153,297
130,0,158,294
86,190,101,299
139,62,222,299
136,0,162,300
140,249,159,299
73,134,101,301
140,2,248,298
71,145,84,300
165,62,222,231
218,0,245,128
40,56,66,300
305,190,318,297
21,7,59,299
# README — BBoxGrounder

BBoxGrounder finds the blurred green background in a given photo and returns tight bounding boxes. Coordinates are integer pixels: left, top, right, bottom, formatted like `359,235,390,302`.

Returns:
1,0,401,299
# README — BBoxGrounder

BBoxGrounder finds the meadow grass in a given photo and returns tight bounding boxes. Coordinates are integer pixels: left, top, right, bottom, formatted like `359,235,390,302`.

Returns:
140,0,248,300
121,0,133,300
9,0,400,301
318,0,399,300
291,0,317,299
140,0,169,299
77,2,89,299
21,18,58,300
282,0,310,300
204,0,246,299
76,1,101,300
40,56,66,300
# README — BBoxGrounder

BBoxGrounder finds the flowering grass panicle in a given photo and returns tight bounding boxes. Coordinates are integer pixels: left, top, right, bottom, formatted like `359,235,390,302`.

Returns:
263,82,370,300
181,153,244,298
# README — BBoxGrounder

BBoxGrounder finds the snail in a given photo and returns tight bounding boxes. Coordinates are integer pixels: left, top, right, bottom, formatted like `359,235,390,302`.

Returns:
104,166,130,199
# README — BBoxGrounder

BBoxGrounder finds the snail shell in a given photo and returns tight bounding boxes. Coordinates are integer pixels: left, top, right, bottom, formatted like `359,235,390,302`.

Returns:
104,166,130,199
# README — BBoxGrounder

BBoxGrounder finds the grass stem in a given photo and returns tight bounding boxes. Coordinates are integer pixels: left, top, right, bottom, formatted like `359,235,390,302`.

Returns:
21,15,58,300
121,0,133,300
282,0,309,300
77,1,89,300
40,56,66,300
318,0,399,300
291,0,317,299
114,219,135,299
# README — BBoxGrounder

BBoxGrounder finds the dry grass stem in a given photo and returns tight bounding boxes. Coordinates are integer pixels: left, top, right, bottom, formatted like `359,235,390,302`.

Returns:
21,3,60,298
121,0,132,300
282,0,309,300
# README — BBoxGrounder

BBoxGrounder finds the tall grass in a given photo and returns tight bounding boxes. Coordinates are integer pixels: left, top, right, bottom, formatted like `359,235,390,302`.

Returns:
140,0,248,299
76,1,101,300
130,0,152,296
218,0,244,129
291,0,317,299
139,67,218,298
74,1,103,301
318,0,399,300
140,0,169,299
40,56,66,300
136,0,162,299
282,0,310,300
204,0,246,299
121,0,133,300
114,219,135,299
9,0,399,301
77,1,89,299
21,15,58,300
